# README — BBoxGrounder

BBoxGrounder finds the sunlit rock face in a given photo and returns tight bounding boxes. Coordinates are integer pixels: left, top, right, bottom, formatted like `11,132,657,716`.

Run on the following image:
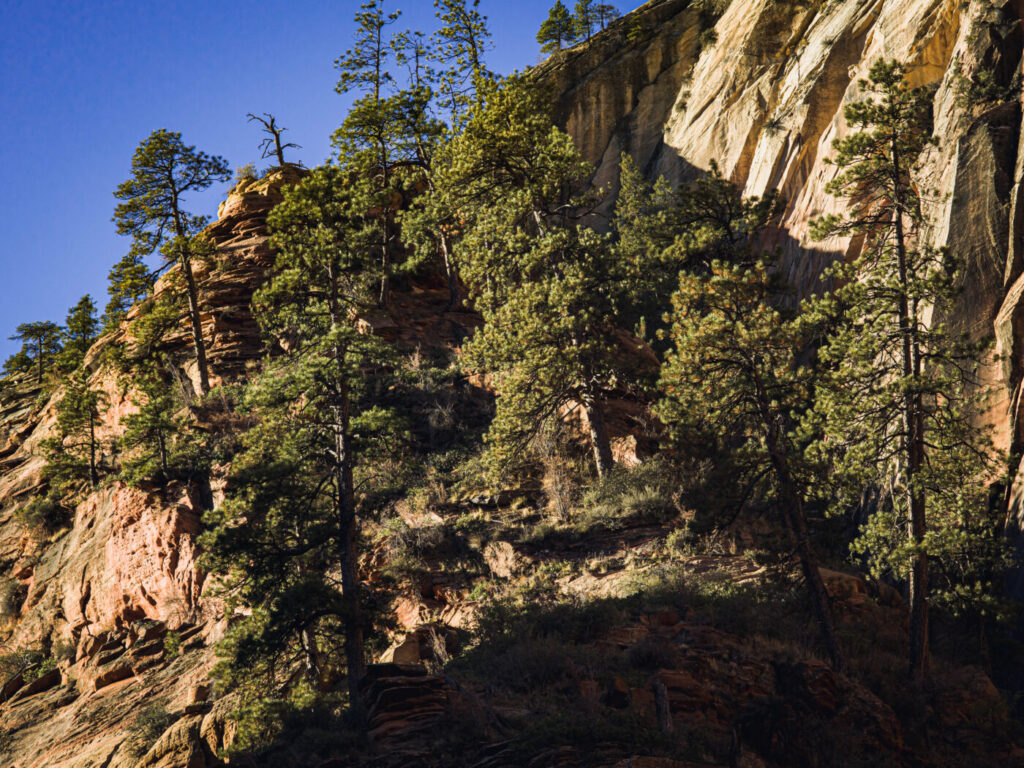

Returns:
0,169,298,766
553,0,1024,534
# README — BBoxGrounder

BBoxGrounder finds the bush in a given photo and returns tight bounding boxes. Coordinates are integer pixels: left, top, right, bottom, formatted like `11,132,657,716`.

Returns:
163,630,181,659
234,163,258,183
0,649,42,682
126,702,177,758
15,493,71,536
625,636,677,671
383,518,479,579
0,577,26,622
23,656,56,683
576,460,679,530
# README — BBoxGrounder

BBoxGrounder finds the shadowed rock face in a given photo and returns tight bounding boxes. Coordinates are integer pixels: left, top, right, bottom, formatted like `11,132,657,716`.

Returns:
550,0,1024,535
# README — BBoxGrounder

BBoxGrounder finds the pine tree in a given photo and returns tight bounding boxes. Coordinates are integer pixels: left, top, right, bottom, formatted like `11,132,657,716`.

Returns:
537,1,576,54
810,60,1009,680
574,0,599,40
613,154,778,344
426,75,628,476
63,296,99,358
103,252,154,332
595,3,619,29
119,370,195,485
333,0,406,308
113,129,231,396
203,166,395,732
41,369,108,491
399,2,493,310
431,0,492,123
57,295,100,372
462,225,625,476
657,258,844,671
7,321,62,383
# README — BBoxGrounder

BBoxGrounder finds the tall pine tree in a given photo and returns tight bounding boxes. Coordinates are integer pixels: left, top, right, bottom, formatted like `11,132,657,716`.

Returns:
113,129,231,396
203,166,395,732
811,60,1009,680
333,0,406,308
428,75,631,476
537,1,576,54
657,257,844,671
57,295,100,372
7,321,62,383
42,369,108,491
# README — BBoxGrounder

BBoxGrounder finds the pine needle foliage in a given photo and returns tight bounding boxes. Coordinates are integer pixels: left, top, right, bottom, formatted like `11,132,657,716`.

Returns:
809,60,1012,679
428,75,627,476
656,258,844,670
113,129,231,395
202,165,399,742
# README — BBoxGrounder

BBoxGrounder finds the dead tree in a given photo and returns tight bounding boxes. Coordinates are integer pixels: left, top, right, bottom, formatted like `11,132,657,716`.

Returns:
247,112,301,167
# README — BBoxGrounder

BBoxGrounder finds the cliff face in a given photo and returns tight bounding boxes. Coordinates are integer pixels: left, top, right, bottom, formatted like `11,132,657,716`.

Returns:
552,0,1024,528
0,170,296,768
3,1,1024,764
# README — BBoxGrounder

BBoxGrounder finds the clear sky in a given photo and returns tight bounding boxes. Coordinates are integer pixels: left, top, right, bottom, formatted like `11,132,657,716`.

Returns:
0,0,606,360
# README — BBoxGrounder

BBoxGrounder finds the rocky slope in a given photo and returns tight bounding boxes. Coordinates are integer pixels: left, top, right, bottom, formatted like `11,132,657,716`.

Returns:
2,0,1024,765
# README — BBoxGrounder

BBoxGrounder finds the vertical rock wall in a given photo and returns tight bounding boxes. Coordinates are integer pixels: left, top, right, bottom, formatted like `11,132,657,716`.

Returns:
552,0,1024,530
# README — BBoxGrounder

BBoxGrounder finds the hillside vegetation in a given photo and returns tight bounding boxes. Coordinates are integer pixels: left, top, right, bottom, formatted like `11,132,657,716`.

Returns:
2,1,1024,767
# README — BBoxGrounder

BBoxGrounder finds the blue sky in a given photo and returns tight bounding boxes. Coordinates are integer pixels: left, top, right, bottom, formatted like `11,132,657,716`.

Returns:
0,0,608,360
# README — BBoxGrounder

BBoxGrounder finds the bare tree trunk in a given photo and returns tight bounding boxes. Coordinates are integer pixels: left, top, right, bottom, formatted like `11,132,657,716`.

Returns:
766,427,845,672
88,415,98,489
582,390,614,478
180,254,211,397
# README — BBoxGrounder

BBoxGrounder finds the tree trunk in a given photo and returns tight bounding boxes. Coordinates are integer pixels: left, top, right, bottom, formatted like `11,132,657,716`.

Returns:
379,213,392,308
327,267,366,715
767,429,845,672
440,234,459,310
88,415,98,489
301,627,322,688
180,254,211,397
889,131,929,683
170,199,211,398
582,391,614,478
334,379,366,713
158,433,168,479
274,134,286,167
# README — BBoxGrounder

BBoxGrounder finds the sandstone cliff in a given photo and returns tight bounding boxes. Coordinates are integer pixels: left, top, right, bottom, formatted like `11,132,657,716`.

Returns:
548,0,1024,532
3,1,1024,765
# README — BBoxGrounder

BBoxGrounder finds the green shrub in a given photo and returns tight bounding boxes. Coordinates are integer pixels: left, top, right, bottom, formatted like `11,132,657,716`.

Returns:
953,67,1021,111
0,649,42,682
624,636,677,671
163,630,181,659
23,656,56,683
126,702,177,758
576,460,679,530
15,493,71,536
0,577,26,622
234,163,258,183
